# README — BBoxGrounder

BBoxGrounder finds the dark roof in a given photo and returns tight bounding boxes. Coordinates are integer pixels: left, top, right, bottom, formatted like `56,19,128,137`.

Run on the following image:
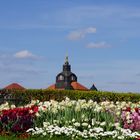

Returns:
90,84,97,91
57,71,75,77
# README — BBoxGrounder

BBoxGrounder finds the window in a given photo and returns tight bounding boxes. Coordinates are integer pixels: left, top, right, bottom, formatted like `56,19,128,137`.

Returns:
71,75,75,81
58,75,64,80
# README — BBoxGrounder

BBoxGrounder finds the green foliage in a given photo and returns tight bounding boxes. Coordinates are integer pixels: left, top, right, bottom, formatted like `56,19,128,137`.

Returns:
0,135,134,140
1,89,140,106
35,105,116,132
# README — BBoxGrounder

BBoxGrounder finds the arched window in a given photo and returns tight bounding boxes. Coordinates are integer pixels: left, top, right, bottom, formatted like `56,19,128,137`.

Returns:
58,75,64,81
71,75,75,81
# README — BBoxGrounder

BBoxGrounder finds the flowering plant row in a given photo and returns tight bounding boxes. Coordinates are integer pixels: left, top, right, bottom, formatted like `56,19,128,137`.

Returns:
122,107,140,131
1,98,140,139
0,103,38,133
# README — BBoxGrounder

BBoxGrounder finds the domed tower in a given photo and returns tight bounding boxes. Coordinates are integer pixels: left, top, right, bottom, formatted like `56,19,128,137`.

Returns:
55,56,77,89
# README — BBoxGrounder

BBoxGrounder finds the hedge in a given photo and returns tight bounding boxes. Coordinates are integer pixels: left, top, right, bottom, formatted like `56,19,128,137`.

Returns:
0,89,140,105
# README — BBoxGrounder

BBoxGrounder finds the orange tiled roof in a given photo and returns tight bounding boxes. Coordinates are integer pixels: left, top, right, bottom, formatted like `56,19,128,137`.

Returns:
48,82,88,91
47,84,56,90
4,83,25,90
71,82,88,90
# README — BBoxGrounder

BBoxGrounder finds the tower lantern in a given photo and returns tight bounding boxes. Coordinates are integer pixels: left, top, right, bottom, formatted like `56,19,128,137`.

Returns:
55,56,77,89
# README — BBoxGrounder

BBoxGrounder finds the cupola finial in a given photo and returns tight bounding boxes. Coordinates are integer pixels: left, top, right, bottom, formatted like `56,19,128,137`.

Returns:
65,55,69,64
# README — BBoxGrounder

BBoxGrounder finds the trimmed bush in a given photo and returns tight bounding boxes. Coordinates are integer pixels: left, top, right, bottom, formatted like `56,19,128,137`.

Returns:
0,89,139,105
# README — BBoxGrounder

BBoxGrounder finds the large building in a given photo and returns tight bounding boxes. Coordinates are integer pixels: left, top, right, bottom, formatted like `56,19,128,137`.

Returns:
48,56,97,91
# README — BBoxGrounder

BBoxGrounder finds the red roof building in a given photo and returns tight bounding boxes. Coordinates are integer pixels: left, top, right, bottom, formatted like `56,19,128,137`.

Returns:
4,83,25,90
71,82,88,90
48,84,55,90
48,82,88,91
48,56,97,91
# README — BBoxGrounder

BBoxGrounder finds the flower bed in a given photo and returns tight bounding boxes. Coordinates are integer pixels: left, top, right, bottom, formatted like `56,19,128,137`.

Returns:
0,103,38,133
0,98,140,139
122,107,140,130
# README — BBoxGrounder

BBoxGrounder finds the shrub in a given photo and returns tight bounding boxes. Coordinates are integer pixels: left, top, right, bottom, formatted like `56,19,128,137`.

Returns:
0,89,139,106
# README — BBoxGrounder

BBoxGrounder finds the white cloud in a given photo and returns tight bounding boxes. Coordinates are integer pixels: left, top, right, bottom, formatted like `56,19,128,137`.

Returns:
67,27,96,40
14,50,35,59
86,42,111,48
85,27,96,33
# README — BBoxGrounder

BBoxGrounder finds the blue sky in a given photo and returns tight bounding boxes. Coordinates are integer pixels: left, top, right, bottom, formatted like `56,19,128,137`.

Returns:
0,0,140,92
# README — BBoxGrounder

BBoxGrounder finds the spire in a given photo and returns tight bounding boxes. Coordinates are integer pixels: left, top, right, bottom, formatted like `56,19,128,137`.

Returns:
63,55,71,72
65,55,69,64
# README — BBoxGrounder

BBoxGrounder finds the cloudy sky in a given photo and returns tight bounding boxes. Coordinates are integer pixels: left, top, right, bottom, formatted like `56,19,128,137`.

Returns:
0,0,140,92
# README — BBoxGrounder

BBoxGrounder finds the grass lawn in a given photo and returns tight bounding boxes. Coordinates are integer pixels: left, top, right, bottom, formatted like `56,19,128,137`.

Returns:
0,136,71,140
0,136,135,140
